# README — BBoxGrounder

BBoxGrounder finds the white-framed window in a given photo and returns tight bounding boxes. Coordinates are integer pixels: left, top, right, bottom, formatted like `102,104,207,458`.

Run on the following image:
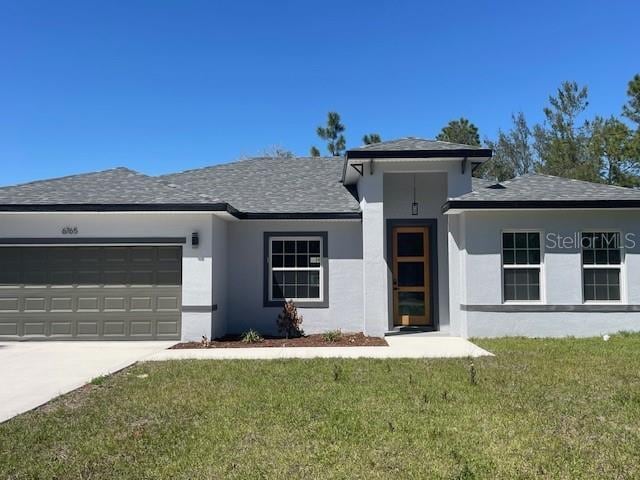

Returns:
268,236,324,303
581,232,622,302
502,231,542,302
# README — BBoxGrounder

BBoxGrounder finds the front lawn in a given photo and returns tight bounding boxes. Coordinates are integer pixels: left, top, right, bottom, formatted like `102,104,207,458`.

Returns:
1,335,639,479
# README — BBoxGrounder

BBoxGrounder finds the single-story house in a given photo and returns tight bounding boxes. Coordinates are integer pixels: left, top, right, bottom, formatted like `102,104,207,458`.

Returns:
1,137,640,341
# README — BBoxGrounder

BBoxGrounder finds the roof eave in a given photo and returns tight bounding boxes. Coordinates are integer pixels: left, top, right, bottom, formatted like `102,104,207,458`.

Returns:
442,199,640,214
346,148,493,160
0,203,362,220
0,203,241,215
342,149,493,183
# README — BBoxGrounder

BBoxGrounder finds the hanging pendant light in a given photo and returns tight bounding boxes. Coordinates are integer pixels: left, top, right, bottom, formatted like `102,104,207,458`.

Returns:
411,174,419,216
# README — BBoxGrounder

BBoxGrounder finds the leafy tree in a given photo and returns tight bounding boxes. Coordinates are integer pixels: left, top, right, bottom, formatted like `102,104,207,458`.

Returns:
315,112,346,156
480,113,536,181
436,117,480,146
362,133,382,145
623,74,640,125
534,81,600,182
310,146,321,157
590,116,639,186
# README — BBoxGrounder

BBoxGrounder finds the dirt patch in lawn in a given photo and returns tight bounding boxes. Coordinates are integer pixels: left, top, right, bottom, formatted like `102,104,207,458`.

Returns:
171,333,387,349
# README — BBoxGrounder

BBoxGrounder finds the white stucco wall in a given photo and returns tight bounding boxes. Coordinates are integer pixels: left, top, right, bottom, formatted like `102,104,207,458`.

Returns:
0,212,217,341
225,220,363,335
356,158,472,335
211,215,228,339
451,209,640,337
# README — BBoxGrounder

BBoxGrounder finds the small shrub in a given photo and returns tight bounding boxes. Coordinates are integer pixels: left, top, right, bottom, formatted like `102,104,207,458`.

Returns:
277,300,304,338
242,329,264,344
90,375,106,386
469,361,477,385
322,329,342,343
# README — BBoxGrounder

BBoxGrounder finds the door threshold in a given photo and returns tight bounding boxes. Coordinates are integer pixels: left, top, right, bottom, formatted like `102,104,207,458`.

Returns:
385,326,437,336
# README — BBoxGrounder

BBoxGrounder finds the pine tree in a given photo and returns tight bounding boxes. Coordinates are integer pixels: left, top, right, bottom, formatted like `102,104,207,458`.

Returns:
534,81,600,182
436,118,480,146
315,112,346,156
362,133,382,145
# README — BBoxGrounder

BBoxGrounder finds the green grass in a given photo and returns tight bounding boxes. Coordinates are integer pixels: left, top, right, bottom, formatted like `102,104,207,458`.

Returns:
1,335,640,479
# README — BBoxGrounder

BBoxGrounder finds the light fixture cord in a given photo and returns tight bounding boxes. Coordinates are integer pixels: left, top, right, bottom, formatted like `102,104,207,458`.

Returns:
413,174,416,203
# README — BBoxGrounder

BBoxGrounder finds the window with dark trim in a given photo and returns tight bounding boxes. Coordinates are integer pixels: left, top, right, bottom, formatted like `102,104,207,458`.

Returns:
264,232,329,308
502,232,541,301
581,232,621,302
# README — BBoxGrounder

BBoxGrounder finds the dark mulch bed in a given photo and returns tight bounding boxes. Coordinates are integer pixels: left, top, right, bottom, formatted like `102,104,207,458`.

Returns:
171,332,387,349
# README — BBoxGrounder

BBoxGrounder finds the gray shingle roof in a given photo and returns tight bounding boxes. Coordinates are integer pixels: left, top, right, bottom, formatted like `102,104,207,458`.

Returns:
0,168,211,205
348,137,485,152
450,174,640,203
471,177,495,191
159,156,360,214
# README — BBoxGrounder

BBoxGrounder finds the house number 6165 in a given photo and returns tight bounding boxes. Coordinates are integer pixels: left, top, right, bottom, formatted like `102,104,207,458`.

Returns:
61,226,78,235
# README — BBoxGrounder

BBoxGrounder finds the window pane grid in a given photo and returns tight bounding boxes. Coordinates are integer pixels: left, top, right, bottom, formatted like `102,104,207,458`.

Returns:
502,232,541,302
502,232,541,266
581,232,621,266
582,232,622,301
270,237,322,301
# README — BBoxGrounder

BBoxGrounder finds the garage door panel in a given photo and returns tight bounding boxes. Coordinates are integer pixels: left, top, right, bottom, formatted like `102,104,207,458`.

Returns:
0,246,182,340
157,320,179,336
103,320,126,336
23,270,47,285
104,247,129,262
132,247,155,262
23,322,46,336
77,321,99,336
157,296,179,311
130,296,153,311
24,297,46,312
50,270,74,285
104,296,126,311
104,270,128,284
50,321,73,336
0,269,21,284
0,321,18,335
77,247,101,262
51,297,74,311
130,320,153,336
0,297,19,312
77,296,100,311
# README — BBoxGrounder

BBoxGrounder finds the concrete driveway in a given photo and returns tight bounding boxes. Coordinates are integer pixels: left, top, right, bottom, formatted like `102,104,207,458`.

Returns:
0,341,175,423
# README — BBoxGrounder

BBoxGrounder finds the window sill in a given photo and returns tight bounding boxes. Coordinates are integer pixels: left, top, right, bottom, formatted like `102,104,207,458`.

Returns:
582,301,624,305
502,301,544,305
264,299,329,309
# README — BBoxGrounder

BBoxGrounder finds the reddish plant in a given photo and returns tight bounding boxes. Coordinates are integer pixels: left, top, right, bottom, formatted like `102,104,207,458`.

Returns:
277,300,304,338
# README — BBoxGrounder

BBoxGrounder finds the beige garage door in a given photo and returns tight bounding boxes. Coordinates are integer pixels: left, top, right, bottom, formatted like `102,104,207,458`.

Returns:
0,246,182,340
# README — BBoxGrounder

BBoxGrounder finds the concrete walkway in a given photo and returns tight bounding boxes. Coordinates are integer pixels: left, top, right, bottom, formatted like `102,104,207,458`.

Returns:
146,335,493,361
0,341,175,423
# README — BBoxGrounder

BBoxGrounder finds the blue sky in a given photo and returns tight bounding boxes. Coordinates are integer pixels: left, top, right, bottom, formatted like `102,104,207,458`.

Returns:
1,0,638,186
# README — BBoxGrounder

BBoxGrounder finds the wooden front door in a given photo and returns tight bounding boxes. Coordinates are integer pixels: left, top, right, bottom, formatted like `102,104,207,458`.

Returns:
392,226,431,326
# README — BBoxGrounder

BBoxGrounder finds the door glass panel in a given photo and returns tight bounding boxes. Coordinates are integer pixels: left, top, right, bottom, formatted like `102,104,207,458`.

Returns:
398,262,424,287
397,232,424,257
398,292,425,316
